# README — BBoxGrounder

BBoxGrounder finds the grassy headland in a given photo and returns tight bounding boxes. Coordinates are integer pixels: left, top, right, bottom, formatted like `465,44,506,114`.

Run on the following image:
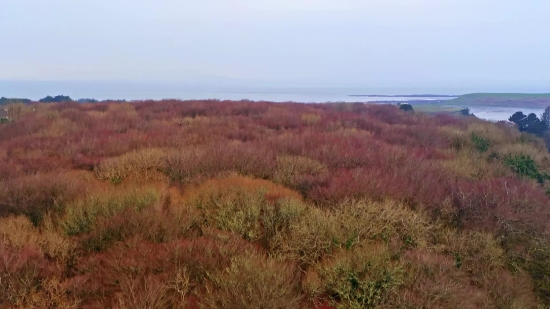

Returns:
1,100,550,308
447,93,550,107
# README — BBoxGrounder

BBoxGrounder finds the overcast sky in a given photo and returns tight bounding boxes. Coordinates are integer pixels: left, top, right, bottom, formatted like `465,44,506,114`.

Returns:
1,0,549,91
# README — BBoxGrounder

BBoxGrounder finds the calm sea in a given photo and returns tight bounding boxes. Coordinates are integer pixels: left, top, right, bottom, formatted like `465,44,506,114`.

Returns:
0,81,455,103
1,81,543,121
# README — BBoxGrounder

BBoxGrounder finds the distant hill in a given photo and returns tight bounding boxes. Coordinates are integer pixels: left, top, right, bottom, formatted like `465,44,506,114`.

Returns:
448,93,550,107
349,94,457,98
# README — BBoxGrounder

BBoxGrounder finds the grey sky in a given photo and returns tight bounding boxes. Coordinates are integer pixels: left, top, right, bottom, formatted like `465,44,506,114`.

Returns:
1,0,549,91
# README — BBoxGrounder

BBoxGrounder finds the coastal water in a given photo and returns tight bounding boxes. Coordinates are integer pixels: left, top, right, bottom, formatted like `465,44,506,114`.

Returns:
0,81,544,122
466,106,545,122
0,81,454,103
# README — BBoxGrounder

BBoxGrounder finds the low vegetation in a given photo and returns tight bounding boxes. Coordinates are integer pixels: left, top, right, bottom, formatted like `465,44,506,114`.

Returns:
1,100,549,308
449,93,550,107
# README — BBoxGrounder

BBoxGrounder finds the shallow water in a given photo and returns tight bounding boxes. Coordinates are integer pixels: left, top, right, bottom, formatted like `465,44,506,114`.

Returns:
0,81,456,103
1,81,545,122
465,106,545,122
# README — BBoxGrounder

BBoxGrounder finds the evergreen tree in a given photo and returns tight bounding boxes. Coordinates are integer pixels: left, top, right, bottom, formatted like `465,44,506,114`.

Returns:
399,103,413,112
509,111,547,136
541,106,550,130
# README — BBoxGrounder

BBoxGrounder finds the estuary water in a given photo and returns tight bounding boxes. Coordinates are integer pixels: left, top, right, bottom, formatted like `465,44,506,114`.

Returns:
466,106,545,122
0,81,454,103
0,81,544,122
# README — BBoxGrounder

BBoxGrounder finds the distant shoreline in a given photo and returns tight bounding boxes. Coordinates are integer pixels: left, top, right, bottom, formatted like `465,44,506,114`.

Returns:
366,99,454,104
2,92,550,108
349,94,458,98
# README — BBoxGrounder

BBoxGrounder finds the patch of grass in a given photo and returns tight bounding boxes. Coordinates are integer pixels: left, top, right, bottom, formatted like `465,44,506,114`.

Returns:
447,93,550,107
412,105,461,114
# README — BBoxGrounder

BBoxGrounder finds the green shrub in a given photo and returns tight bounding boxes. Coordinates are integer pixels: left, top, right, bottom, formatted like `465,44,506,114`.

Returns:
503,154,549,183
399,103,413,112
460,108,471,116
529,242,550,303
471,132,490,153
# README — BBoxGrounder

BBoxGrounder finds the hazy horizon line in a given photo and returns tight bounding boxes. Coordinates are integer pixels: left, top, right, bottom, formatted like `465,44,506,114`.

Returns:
1,80,550,98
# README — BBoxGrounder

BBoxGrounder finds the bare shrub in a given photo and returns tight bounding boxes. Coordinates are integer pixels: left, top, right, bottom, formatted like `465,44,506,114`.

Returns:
62,186,159,237
384,249,490,309
74,230,257,308
201,252,301,309
332,199,434,249
274,155,328,191
0,172,84,225
0,215,77,268
303,244,403,309
270,207,337,266
185,176,305,243
95,148,169,183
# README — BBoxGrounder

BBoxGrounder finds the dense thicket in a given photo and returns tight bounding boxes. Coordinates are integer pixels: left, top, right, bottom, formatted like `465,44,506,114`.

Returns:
1,100,549,308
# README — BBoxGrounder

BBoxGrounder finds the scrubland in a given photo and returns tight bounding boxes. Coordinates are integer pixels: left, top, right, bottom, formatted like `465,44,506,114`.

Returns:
1,100,550,308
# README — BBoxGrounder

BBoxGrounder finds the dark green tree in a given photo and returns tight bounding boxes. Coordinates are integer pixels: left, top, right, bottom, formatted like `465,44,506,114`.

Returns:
526,113,546,136
460,108,471,116
77,98,99,103
541,106,550,129
0,97,31,105
509,111,527,126
399,103,413,112
509,112,546,136
39,95,73,103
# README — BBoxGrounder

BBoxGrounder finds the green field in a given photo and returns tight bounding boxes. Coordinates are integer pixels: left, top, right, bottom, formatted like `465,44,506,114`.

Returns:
412,104,462,114
446,93,550,107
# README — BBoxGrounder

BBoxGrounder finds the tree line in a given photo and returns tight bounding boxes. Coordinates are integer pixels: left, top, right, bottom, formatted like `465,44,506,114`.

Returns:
508,107,550,137
0,95,127,104
0,97,31,105
508,107,550,151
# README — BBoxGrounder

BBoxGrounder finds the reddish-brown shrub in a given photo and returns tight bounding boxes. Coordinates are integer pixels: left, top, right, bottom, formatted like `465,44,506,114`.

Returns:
164,142,276,184
0,172,84,225
0,242,58,308
1,99,550,307
453,177,549,232
73,230,258,308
